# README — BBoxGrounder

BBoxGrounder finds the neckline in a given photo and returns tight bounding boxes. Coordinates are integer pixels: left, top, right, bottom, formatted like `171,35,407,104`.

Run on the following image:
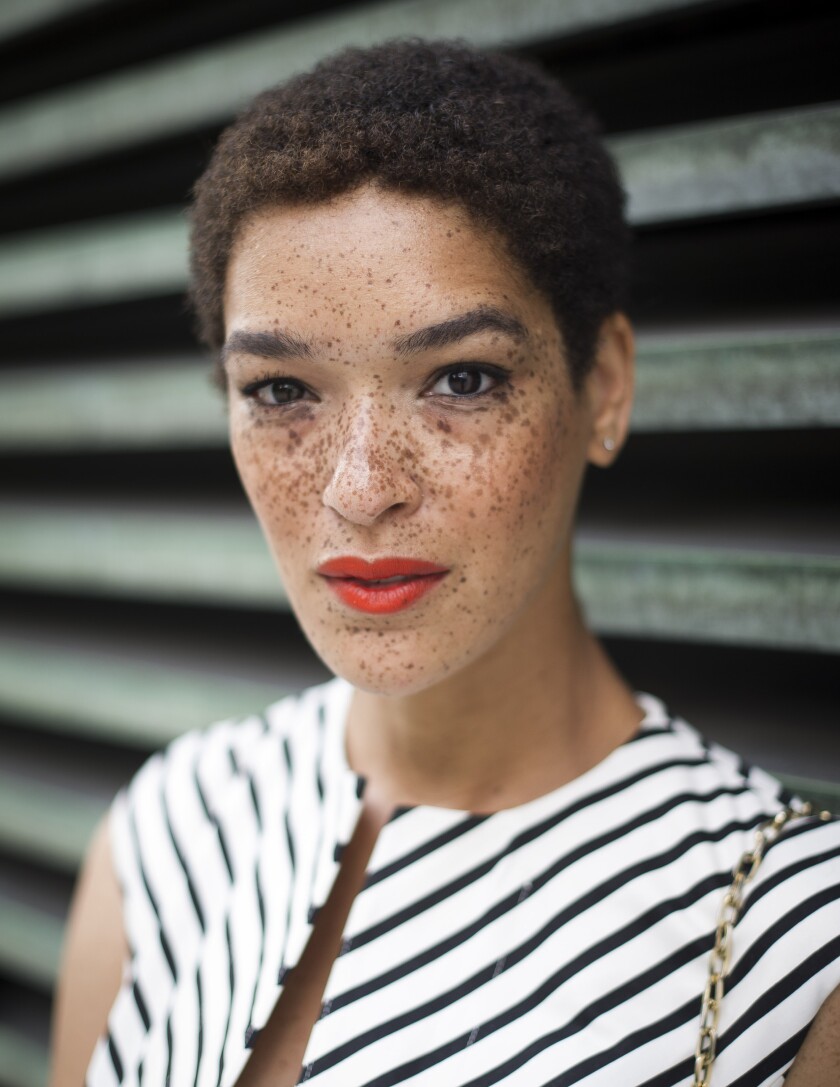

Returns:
326,677,673,822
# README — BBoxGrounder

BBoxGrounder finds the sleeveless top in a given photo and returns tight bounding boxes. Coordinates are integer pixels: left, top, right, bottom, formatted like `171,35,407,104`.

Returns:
86,677,840,1087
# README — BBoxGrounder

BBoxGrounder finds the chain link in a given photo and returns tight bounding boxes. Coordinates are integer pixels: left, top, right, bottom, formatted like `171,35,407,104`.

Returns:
693,802,831,1086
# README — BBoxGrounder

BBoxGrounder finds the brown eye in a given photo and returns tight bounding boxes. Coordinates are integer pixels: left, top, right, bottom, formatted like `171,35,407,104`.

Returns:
447,370,482,395
242,378,310,406
263,381,304,404
429,366,504,398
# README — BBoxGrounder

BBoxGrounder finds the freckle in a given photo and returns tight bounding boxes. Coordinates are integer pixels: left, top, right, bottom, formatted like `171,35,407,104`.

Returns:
436,419,452,434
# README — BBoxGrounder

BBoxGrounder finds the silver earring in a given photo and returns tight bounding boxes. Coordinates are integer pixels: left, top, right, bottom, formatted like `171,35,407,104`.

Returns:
602,436,616,452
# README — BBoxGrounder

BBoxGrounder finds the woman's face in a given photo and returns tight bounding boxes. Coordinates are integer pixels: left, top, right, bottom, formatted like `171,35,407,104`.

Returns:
223,186,617,696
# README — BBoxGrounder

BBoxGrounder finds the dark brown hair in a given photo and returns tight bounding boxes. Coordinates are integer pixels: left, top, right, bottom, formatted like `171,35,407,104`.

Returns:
188,38,629,389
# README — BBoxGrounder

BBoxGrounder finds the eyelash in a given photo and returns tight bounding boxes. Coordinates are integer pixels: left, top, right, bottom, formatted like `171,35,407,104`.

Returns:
239,363,511,408
240,374,312,407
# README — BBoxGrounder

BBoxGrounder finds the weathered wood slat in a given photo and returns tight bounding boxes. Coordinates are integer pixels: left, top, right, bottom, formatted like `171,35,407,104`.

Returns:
574,538,840,652
0,633,288,748
0,1024,48,1087
0,896,63,989
2,328,838,449
632,328,840,430
0,771,105,871
0,0,112,41
0,502,285,608
613,102,840,224
0,357,225,450
0,0,753,178
0,209,187,317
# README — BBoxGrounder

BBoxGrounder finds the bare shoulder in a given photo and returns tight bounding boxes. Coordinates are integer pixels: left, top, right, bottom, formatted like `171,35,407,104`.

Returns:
49,811,128,1087
785,983,840,1086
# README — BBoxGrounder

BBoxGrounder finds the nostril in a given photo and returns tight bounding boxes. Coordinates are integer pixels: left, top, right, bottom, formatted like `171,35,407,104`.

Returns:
323,449,422,526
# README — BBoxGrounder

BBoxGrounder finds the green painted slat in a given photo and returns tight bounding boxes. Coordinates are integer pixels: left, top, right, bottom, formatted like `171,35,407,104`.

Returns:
0,0,111,40
0,209,187,318
0,634,287,748
0,1024,48,1087
1,328,838,450
0,503,839,650
1,101,836,318
0,502,286,608
0,0,750,180
574,538,840,652
632,328,840,430
0,896,63,990
0,358,225,451
779,774,840,817
0,771,105,871
613,102,840,224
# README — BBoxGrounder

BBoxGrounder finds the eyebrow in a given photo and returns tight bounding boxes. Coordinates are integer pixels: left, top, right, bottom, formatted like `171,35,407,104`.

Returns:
220,328,314,366
221,304,528,368
393,305,528,356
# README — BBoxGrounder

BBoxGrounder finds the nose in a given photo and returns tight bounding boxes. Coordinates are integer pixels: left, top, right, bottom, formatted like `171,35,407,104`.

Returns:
322,401,422,526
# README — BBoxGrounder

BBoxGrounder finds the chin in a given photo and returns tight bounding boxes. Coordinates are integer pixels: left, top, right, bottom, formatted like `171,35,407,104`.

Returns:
302,624,473,699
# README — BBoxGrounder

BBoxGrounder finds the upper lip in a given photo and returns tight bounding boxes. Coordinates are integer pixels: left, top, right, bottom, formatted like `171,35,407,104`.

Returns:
317,556,449,580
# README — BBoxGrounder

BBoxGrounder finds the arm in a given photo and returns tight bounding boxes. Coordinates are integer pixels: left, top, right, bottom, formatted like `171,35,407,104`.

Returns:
49,813,129,1087
784,983,840,1086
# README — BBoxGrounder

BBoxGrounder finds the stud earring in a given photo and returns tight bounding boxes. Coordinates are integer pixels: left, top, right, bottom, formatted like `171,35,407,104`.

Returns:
602,436,616,452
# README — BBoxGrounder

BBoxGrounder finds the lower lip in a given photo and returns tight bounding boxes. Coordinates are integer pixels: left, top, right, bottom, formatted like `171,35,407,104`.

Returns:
322,572,448,614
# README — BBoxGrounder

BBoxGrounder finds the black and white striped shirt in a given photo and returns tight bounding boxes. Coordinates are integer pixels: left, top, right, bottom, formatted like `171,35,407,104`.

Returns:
87,678,840,1087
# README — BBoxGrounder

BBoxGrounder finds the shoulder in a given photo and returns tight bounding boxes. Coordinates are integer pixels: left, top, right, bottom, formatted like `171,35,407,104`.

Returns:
49,814,127,1087
109,675,350,927
118,674,349,821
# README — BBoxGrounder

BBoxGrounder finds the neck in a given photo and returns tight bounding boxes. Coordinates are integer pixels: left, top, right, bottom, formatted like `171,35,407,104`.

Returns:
344,555,644,814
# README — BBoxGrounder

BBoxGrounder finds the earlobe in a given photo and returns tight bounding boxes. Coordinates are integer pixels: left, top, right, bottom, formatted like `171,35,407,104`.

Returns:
584,312,635,468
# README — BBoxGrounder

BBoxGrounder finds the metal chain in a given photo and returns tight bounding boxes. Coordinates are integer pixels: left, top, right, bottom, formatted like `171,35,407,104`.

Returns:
693,802,832,1087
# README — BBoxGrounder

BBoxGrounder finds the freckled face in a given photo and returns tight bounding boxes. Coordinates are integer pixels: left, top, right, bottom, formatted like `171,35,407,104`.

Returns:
224,186,595,696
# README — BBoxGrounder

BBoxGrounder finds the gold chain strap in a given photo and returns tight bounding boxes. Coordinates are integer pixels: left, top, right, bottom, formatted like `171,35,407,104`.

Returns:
693,802,832,1086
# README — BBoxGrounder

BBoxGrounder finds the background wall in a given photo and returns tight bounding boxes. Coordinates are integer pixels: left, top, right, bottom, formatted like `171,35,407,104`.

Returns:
1,1,839,1083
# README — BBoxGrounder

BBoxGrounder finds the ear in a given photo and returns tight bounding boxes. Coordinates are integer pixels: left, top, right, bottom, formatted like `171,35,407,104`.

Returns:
582,312,635,468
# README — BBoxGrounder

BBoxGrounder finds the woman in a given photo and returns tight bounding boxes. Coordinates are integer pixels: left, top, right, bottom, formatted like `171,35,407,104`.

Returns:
50,40,840,1087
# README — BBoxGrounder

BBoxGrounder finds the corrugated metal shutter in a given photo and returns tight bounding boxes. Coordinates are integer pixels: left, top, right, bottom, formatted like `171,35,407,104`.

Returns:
1,1,838,1082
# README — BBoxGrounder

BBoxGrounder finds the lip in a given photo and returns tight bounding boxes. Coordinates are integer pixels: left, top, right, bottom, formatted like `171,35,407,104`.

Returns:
317,556,449,614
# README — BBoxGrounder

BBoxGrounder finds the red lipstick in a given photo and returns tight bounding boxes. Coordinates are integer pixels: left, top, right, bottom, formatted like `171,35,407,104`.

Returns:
317,556,449,614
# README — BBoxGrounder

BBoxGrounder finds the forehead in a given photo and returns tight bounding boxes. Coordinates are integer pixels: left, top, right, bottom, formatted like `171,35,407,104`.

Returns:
223,185,543,328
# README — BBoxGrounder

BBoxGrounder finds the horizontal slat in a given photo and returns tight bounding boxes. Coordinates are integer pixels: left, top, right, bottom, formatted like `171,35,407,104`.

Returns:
0,1023,48,1087
0,357,224,451
0,208,186,317
1,328,838,450
632,327,840,430
575,537,840,651
779,774,840,818
0,0,109,41
0,0,749,181
0,502,285,607
1,102,836,318
0,895,62,989
613,102,840,224
0,770,104,871
1,502,838,650
0,633,287,747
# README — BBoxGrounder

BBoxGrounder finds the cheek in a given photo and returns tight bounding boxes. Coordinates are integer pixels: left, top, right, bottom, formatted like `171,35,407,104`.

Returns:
230,418,325,539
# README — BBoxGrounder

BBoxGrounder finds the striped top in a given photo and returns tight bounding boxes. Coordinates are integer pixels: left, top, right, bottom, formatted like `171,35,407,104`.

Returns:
87,677,840,1087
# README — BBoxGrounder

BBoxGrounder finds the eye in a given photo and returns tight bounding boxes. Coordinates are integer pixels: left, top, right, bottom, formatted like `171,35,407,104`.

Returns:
241,377,311,406
427,366,507,398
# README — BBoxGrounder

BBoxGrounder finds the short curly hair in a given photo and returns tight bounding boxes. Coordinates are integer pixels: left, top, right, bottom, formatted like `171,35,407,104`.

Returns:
187,38,629,390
